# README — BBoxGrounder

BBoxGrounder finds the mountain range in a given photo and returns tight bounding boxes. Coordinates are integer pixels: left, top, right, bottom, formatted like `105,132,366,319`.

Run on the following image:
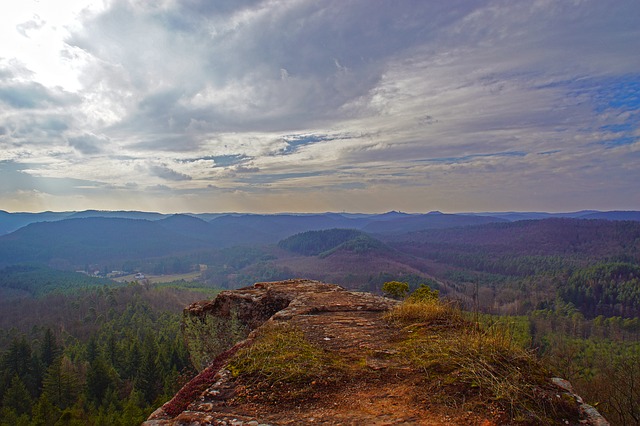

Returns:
0,208,638,272
1,209,639,236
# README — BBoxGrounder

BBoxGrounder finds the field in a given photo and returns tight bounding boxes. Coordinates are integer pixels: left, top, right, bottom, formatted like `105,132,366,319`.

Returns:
115,271,203,284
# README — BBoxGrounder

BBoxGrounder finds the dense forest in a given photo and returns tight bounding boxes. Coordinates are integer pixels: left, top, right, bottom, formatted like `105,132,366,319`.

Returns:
0,283,213,425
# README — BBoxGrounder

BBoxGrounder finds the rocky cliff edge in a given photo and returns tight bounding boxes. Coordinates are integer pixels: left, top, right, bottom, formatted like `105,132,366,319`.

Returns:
143,279,608,426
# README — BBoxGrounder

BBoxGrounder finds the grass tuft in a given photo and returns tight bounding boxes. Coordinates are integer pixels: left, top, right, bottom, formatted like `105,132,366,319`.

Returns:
385,298,579,424
383,298,462,327
227,321,348,402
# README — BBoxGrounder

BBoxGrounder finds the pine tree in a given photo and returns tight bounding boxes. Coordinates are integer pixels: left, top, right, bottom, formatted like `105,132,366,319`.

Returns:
86,356,115,404
40,328,60,368
31,393,60,426
42,357,79,410
123,341,142,379
138,338,160,404
85,336,98,364
2,375,32,416
121,388,146,425
1,337,33,383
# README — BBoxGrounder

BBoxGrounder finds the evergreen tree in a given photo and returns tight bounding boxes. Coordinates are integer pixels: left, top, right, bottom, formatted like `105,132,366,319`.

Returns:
85,336,98,364
2,375,32,416
0,407,30,426
1,337,33,383
40,328,60,368
42,357,79,410
138,338,160,404
86,356,116,404
123,341,142,379
32,393,60,426
121,388,146,425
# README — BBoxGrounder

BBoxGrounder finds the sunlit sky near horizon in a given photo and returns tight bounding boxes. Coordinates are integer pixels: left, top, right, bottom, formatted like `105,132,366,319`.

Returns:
0,0,639,214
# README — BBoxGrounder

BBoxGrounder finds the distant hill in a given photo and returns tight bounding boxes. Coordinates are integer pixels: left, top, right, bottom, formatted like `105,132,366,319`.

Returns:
0,210,168,235
272,228,432,291
157,214,218,241
362,212,507,234
385,218,640,260
207,214,363,244
66,210,168,221
319,233,391,258
3,209,639,237
0,264,113,297
2,210,640,277
463,210,640,222
0,217,211,267
578,211,640,221
278,229,365,256
465,211,599,221
0,210,74,235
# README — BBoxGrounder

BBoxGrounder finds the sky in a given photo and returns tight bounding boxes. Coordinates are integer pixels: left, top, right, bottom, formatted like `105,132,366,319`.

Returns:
0,0,639,214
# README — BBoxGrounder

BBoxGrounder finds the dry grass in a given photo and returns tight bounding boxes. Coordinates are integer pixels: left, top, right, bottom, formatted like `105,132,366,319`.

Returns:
221,299,578,424
385,299,579,424
227,322,350,402
383,298,462,327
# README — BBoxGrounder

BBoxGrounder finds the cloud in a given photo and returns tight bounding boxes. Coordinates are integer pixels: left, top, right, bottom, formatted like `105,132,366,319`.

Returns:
233,165,260,173
0,81,77,109
148,163,192,181
0,0,639,212
67,133,108,155
16,16,46,38
0,160,104,196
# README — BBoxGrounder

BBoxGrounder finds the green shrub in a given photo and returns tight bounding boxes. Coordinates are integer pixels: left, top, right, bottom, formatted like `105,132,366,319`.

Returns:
409,284,439,302
382,281,409,299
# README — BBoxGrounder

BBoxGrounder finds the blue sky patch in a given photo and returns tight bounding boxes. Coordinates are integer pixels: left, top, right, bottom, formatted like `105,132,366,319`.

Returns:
600,123,633,133
599,136,638,148
585,75,640,113
279,133,357,155
416,151,527,164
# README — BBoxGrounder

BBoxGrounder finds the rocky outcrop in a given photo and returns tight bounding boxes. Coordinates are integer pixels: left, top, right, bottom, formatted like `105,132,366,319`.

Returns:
144,279,608,426
550,378,610,426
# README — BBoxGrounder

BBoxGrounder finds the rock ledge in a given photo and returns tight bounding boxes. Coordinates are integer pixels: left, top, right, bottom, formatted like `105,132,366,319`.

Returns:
144,279,608,426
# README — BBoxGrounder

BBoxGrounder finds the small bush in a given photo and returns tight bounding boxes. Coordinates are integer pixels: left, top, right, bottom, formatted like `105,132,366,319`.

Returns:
408,284,439,302
382,281,409,299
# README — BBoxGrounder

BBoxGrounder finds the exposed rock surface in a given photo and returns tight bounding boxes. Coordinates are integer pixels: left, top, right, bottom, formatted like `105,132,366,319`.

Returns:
144,279,608,426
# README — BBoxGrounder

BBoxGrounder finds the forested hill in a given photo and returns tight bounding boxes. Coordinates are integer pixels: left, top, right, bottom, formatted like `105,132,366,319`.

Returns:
0,217,211,267
382,218,640,318
386,218,640,260
0,264,112,298
2,209,639,237
1,213,640,293
279,229,370,256
361,211,508,234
